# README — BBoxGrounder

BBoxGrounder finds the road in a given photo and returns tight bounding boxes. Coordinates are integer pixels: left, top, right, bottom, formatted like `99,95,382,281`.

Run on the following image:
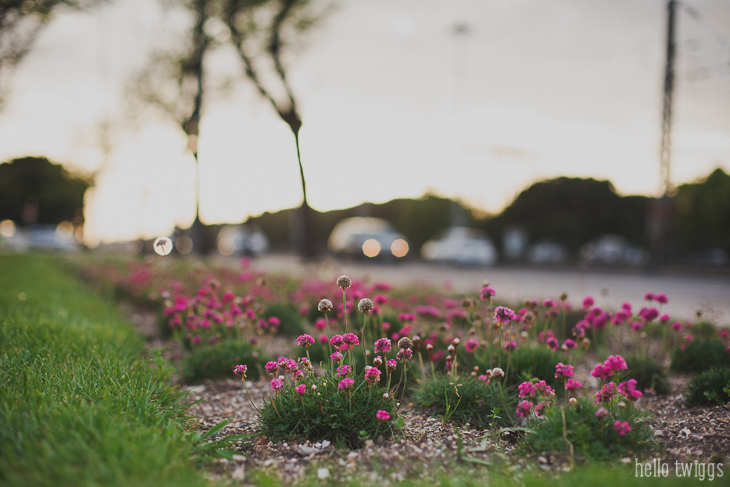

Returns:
225,254,730,325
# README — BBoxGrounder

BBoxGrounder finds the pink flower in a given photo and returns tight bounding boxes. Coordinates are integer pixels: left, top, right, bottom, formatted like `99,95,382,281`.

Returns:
480,286,496,301
374,338,392,354
268,316,280,327
671,322,683,331
365,366,381,384
516,400,533,418
644,292,655,301
295,384,306,395
396,348,413,360
684,333,694,342
562,339,577,350
595,407,609,418
464,338,479,353
233,364,247,376
264,361,278,373
386,359,398,372
555,363,574,379
631,321,643,332
318,335,329,345
504,341,517,352
338,377,354,390
604,355,628,372
546,336,559,351
493,306,516,326
614,420,631,436
296,334,315,348
336,365,352,377
374,294,388,305
330,335,344,348
518,381,537,398
376,410,390,421
270,377,284,391
660,314,670,324
655,293,668,305
315,317,326,330
565,379,582,391
398,313,416,322
618,379,643,400
582,295,595,310
591,363,613,379
330,351,343,363
595,382,619,403
343,333,359,346
543,299,557,308
535,380,555,397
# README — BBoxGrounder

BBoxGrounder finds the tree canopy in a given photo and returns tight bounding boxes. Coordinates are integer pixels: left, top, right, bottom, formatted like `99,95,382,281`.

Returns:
0,156,92,225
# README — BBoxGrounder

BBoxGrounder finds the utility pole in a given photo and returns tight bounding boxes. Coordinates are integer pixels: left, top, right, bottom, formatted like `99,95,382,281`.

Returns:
649,0,677,266
660,0,676,197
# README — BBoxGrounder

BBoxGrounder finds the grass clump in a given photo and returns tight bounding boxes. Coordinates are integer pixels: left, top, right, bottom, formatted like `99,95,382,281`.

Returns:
257,370,398,449
670,338,730,374
518,397,654,460
181,340,266,383
412,374,516,428
0,255,208,487
625,354,670,395
685,366,730,407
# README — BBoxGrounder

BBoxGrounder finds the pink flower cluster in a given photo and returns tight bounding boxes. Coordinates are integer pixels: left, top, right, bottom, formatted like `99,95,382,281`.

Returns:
554,363,574,379
591,355,627,379
614,420,632,436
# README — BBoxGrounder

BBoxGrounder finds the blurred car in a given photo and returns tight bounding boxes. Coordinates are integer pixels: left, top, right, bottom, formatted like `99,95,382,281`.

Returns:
579,234,648,266
217,224,269,257
328,217,409,259
27,224,78,251
527,240,567,264
421,226,497,266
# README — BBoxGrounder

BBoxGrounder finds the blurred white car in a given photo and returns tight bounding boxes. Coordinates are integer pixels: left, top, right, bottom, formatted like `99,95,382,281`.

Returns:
421,227,497,266
217,224,269,257
528,240,567,264
328,217,409,259
579,234,648,266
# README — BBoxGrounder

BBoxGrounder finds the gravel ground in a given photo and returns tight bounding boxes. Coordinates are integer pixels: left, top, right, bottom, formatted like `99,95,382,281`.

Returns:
183,374,730,485
123,306,730,484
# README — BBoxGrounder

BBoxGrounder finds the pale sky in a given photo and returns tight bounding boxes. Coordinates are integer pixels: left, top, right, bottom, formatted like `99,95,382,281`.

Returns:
0,0,729,245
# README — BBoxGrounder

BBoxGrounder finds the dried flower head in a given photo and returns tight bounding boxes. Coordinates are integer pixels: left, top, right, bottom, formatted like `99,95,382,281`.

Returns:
337,275,352,290
373,356,383,367
358,298,374,313
568,397,577,405
318,298,333,314
451,337,460,347
490,367,505,378
397,337,413,349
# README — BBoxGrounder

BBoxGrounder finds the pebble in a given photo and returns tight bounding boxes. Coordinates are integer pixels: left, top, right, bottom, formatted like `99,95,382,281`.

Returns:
317,468,330,479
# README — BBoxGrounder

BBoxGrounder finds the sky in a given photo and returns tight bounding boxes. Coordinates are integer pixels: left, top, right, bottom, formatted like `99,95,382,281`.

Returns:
0,0,729,245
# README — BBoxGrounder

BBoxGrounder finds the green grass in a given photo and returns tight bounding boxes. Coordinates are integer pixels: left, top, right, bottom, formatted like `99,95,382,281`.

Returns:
0,255,209,487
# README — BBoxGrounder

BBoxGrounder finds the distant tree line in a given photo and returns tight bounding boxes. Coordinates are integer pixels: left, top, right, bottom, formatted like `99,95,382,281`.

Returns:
248,168,730,261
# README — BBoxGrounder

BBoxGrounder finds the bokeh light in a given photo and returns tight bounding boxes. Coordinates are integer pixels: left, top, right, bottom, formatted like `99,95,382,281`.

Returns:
153,236,173,256
391,239,409,258
362,239,381,258
0,220,16,238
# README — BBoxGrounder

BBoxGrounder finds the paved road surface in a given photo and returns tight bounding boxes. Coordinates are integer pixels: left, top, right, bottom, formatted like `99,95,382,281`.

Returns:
225,254,730,325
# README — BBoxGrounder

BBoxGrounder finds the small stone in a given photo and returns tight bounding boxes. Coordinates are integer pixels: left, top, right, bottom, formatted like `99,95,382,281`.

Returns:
365,439,374,448
317,468,330,479
232,454,246,462
654,430,664,437
231,466,245,480
620,458,632,465
321,440,331,448
679,428,691,438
